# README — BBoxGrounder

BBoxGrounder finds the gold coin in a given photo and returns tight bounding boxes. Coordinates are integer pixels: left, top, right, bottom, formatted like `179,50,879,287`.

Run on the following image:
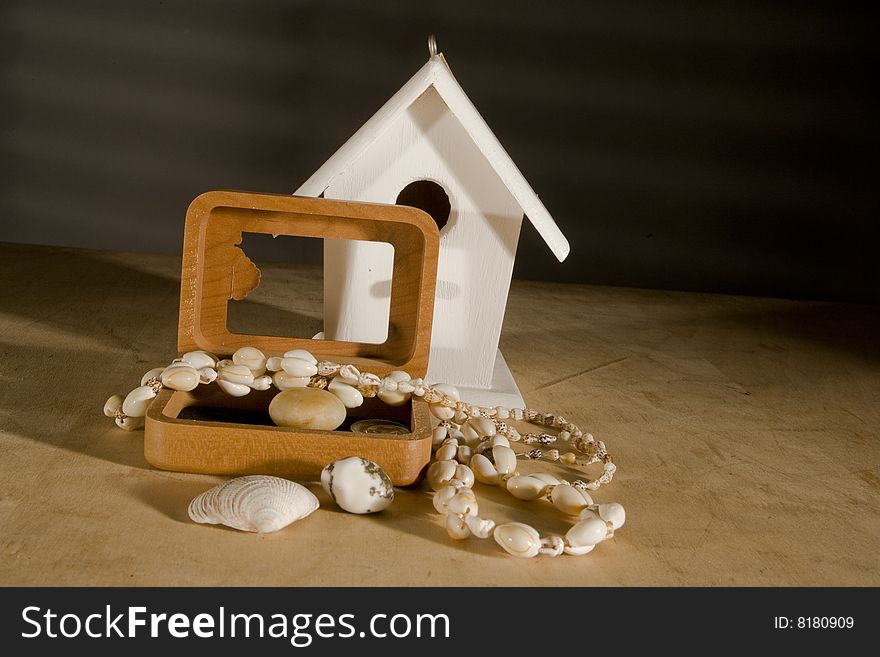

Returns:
351,419,410,435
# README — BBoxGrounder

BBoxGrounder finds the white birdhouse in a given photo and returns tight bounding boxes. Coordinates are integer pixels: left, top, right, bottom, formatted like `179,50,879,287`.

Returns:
296,41,569,409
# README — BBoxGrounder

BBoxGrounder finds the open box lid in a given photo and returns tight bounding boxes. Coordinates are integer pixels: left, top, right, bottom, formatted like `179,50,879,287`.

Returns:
177,190,440,378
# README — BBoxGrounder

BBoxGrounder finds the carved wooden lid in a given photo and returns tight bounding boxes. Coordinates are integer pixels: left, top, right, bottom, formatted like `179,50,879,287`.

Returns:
178,190,439,378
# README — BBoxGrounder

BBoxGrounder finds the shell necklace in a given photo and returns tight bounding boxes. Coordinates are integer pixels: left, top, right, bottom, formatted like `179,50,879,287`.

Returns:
104,348,625,558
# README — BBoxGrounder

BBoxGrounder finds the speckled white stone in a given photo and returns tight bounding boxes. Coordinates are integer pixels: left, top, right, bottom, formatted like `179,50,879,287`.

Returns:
320,456,394,514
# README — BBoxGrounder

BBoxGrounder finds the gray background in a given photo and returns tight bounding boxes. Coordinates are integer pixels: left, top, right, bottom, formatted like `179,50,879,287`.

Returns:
2,1,877,303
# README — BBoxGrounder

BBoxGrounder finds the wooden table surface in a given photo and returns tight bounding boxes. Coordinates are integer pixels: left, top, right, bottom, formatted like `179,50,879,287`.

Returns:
0,242,877,586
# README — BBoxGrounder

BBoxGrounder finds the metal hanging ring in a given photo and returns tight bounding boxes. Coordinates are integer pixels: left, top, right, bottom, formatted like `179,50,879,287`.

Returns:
428,34,438,58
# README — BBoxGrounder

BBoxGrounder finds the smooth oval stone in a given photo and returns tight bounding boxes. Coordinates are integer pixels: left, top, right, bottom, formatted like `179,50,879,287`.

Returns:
269,387,346,431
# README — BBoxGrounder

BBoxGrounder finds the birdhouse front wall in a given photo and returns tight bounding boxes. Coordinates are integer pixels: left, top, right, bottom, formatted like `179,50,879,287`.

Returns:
322,86,524,389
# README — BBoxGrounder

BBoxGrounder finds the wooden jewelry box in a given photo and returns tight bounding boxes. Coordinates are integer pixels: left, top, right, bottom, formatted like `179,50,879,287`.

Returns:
144,190,440,485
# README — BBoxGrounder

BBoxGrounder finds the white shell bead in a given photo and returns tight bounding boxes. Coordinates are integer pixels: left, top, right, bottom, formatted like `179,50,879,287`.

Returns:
431,426,449,449
283,349,317,363
470,453,499,485
469,417,496,437
446,514,471,540
491,435,510,448
218,364,254,386
337,364,360,385
321,456,394,514
249,375,273,391
115,415,144,431
429,403,456,421
103,394,123,417
281,357,318,378
506,475,547,501
464,515,496,539
273,371,310,390
447,489,478,517
434,443,458,462
232,347,267,375
160,365,200,392
217,379,251,397
457,445,473,464
493,522,541,558
377,387,410,406
327,378,363,408
454,463,475,488
495,406,510,420
460,423,480,444
181,350,217,370
492,445,518,475
530,472,561,486
188,475,318,534
140,367,165,386
593,502,626,530
266,356,284,372
566,514,609,548
550,483,593,515
432,486,458,514
122,385,157,417
563,543,596,556
432,383,460,401
427,460,457,491
198,367,217,384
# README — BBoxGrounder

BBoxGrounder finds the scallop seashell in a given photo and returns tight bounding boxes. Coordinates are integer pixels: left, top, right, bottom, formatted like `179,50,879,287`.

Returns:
470,453,499,485
218,364,254,386
593,502,626,530
181,350,217,370
566,514,609,548
468,417,496,438
281,357,318,378
273,371,310,390
327,378,364,408
188,475,318,534
321,456,394,514
161,365,200,392
492,445,518,475
283,349,317,364
104,394,123,418
217,379,251,397
493,522,541,558
506,475,548,501
266,356,284,372
550,483,593,515
140,367,165,386
115,415,144,431
233,347,267,375
427,460,457,491
122,385,157,417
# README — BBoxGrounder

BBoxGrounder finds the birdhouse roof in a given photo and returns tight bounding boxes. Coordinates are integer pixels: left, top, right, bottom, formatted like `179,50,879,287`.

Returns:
295,53,570,262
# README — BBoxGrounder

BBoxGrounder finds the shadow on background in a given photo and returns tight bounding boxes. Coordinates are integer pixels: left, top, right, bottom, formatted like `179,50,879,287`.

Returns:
0,1,877,303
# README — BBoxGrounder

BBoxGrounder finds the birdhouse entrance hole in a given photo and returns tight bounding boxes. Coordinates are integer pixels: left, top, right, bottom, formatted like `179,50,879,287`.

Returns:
396,180,450,232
